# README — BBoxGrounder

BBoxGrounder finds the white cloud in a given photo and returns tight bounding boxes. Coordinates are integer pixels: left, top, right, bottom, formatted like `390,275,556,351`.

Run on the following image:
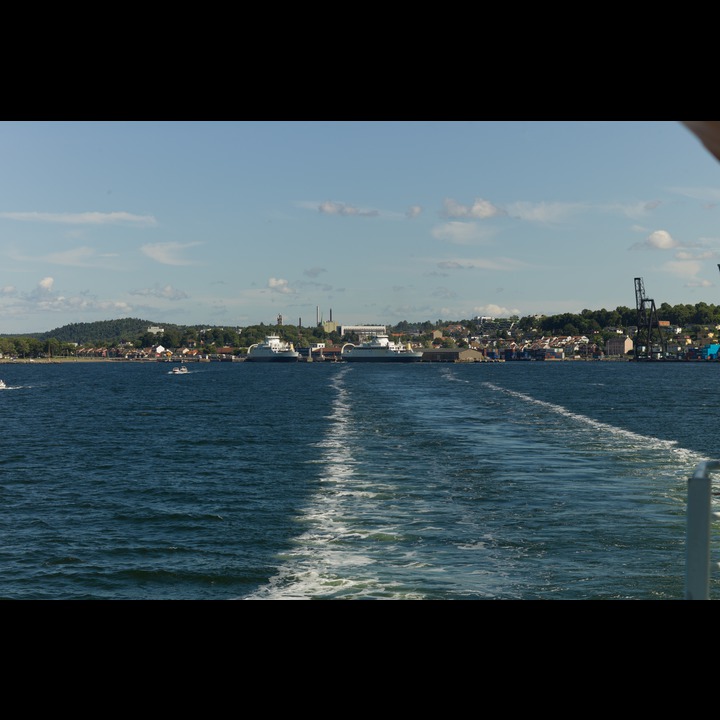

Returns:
659,256,718,291
303,266,327,278
0,211,157,226
647,230,678,249
473,303,521,317
675,249,715,261
131,285,189,300
662,259,703,277
96,300,134,312
685,278,713,288
268,277,293,294
318,201,379,217
432,221,497,245
442,197,503,219
669,186,720,202
505,201,586,223
608,200,663,219
0,277,137,321
43,246,120,267
431,286,457,299
436,256,526,271
141,242,202,266
406,205,422,218
630,229,678,251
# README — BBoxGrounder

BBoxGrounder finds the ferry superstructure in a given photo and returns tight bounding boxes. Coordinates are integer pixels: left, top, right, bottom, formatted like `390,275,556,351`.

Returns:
246,335,300,362
340,335,423,363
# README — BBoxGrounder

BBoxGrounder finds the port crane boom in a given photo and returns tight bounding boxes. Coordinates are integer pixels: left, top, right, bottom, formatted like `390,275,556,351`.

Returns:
633,277,667,360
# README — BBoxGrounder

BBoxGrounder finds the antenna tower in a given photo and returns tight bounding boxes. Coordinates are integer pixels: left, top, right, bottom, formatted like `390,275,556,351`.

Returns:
633,277,666,360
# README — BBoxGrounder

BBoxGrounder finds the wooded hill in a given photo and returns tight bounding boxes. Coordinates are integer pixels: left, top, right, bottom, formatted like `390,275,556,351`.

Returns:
1,318,196,344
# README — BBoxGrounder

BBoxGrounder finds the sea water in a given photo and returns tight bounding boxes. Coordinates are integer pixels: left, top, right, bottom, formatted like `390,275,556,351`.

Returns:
1,359,717,600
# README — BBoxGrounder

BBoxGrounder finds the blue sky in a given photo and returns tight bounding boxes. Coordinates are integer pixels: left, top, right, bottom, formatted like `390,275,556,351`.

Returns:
1,120,719,334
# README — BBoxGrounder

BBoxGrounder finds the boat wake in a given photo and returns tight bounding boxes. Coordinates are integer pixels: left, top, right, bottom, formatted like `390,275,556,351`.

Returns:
481,380,701,466
241,365,700,600
242,367,525,600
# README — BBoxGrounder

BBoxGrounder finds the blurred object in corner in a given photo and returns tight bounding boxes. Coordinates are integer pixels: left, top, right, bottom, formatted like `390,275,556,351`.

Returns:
682,121,720,163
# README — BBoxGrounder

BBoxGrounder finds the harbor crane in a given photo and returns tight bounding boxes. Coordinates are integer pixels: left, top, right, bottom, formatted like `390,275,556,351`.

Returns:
633,277,667,360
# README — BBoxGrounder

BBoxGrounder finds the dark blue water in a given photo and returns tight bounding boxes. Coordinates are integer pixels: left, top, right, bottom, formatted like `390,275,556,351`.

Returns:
1,359,717,600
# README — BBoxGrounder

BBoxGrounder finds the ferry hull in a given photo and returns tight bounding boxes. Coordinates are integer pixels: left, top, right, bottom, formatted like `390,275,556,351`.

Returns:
245,354,299,362
342,354,423,362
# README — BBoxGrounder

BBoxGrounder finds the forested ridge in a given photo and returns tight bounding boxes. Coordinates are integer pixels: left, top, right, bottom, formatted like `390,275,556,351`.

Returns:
2,318,201,344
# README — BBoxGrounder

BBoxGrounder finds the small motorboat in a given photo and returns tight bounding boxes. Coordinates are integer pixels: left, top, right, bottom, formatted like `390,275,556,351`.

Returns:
171,366,188,374
0,379,5,389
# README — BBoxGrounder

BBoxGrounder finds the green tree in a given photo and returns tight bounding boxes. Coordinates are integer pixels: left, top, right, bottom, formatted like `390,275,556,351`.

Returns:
46,338,61,358
14,338,30,358
0,337,16,357
161,328,182,349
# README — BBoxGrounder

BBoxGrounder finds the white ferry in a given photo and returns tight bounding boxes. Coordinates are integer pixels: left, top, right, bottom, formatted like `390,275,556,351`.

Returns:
246,335,300,362
341,335,424,363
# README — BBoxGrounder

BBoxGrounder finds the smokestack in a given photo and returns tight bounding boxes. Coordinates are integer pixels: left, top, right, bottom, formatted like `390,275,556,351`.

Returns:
330,308,333,322
316,306,319,325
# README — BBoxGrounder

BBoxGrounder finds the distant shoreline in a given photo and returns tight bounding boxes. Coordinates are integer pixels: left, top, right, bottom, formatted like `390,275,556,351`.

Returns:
0,356,637,365
0,357,157,364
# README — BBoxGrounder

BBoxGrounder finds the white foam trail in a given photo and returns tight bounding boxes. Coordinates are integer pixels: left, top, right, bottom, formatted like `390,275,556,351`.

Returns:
244,366,405,599
481,380,705,474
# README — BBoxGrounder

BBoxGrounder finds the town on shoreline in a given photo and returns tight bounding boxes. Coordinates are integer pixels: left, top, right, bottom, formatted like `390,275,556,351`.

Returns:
4,301,720,362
